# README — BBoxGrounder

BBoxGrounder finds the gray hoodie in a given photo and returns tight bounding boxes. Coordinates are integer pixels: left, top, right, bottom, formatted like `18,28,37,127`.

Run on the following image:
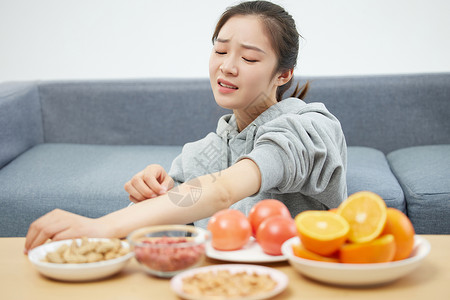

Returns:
168,97,347,228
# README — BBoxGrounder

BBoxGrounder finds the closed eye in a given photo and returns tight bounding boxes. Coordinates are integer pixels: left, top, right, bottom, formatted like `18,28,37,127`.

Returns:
243,57,258,63
215,51,226,55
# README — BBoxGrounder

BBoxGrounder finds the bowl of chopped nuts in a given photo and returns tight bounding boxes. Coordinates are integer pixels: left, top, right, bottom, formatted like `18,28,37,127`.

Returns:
127,225,210,278
170,264,289,300
27,237,134,282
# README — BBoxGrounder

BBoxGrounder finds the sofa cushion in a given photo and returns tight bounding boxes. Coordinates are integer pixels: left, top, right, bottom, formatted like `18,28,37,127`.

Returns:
387,145,450,234
0,143,182,237
347,147,405,212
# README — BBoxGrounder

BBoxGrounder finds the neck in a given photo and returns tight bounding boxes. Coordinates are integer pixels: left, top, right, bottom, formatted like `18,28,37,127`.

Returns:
233,110,254,132
233,97,277,132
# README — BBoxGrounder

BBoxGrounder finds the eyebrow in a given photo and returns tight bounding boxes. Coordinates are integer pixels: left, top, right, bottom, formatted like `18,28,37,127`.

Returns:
215,38,266,54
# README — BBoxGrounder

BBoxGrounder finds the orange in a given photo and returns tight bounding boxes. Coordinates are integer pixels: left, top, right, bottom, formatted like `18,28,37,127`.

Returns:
337,191,387,243
339,234,396,263
382,208,415,260
292,243,339,263
295,211,349,256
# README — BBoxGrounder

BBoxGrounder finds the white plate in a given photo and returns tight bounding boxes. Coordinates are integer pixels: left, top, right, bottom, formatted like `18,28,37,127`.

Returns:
28,238,134,282
281,235,431,286
170,264,288,300
206,237,286,263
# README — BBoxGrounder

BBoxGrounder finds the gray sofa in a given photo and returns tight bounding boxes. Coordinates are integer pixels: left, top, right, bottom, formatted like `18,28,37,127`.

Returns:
1,74,449,237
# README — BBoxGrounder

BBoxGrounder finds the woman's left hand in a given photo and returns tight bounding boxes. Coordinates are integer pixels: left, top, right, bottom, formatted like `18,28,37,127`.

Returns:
24,209,111,254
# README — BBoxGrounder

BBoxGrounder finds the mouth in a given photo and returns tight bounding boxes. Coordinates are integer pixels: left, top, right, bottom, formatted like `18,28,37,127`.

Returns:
217,79,238,90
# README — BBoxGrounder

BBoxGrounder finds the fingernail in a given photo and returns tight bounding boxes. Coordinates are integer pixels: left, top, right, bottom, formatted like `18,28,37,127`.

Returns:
159,188,167,194
23,248,28,254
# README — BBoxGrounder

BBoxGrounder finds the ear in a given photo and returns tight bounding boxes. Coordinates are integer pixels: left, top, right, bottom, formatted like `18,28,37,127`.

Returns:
276,69,294,86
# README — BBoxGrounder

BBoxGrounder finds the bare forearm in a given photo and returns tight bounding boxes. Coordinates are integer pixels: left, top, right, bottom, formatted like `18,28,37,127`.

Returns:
100,172,231,238
101,159,261,238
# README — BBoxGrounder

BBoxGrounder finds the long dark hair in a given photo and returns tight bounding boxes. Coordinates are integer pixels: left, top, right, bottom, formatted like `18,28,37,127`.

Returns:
212,0,309,101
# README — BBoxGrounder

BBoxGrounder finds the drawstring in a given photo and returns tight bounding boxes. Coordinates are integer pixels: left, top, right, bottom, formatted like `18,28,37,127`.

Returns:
245,123,257,154
219,119,258,170
221,130,229,170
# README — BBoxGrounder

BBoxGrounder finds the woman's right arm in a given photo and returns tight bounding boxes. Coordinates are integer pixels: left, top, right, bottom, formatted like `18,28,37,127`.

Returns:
103,158,261,237
25,158,261,252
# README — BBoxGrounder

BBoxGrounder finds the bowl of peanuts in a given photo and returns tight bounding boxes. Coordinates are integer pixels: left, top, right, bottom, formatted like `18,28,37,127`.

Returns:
127,225,210,278
28,237,134,282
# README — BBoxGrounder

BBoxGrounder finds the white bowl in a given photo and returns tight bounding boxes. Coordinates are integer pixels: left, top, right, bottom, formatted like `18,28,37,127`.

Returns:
281,235,430,286
28,238,134,282
171,264,289,300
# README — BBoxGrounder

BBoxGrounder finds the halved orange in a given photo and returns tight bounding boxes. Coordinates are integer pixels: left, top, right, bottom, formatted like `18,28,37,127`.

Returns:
337,191,387,243
382,208,415,261
292,243,339,263
339,234,396,263
294,211,350,256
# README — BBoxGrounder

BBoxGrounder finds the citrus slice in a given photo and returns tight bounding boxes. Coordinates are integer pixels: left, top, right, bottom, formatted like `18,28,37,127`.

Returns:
337,191,387,243
382,208,415,261
292,243,339,263
339,234,396,263
294,211,349,256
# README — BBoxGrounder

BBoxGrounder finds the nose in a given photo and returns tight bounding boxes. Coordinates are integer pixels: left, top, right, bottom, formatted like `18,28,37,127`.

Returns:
220,57,238,76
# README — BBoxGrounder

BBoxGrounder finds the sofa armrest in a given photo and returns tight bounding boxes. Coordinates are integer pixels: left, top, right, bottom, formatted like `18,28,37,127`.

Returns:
0,82,43,169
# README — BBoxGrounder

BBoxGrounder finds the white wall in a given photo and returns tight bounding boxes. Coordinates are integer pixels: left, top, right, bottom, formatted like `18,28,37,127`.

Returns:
1,0,449,82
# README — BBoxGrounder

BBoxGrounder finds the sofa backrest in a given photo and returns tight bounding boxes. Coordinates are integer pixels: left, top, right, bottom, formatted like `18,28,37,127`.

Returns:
291,73,450,153
38,79,231,146
35,73,450,153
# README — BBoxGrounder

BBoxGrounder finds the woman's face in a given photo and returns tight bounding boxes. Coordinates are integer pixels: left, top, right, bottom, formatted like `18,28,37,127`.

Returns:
209,15,281,114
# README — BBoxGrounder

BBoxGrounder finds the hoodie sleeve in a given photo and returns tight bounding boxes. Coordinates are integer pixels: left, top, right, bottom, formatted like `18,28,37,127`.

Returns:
168,153,185,186
168,132,226,186
238,111,347,200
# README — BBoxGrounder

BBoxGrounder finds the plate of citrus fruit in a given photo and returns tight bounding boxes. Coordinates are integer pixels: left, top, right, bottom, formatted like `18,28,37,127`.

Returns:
281,191,431,286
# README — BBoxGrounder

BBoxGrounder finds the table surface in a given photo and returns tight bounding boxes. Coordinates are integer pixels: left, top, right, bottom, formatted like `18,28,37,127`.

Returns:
1,235,449,300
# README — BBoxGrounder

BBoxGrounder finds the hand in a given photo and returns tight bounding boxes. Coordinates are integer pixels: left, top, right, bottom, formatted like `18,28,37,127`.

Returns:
124,164,174,203
24,209,110,253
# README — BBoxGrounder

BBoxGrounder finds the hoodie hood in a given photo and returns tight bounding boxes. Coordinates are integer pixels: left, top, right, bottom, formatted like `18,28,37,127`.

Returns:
217,97,331,138
215,97,334,168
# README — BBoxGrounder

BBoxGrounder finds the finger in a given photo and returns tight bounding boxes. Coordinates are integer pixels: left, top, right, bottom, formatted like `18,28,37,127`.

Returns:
129,195,142,203
145,175,167,194
29,223,67,250
131,175,157,199
25,219,41,252
129,195,137,203
161,176,175,192
25,211,54,252
143,165,167,192
124,180,146,202
25,211,71,252
143,168,170,194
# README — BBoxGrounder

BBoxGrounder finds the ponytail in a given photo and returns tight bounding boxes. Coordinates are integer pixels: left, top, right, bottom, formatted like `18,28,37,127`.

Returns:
277,79,309,101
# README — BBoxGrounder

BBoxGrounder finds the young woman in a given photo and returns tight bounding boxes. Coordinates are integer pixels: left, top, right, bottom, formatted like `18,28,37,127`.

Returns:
25,1,347,252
